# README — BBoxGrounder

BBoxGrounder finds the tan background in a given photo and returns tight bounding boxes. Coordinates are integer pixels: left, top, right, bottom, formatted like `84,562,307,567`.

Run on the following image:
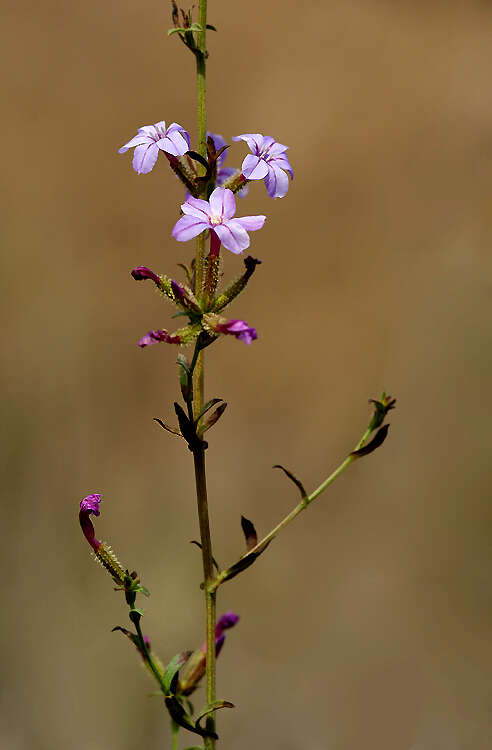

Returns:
2,1,492,748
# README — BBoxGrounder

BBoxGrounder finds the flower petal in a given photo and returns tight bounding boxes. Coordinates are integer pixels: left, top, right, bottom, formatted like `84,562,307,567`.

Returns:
181,196,212,220
172,214,209,242
208,132,228,169
234,215,266,232
132,143,159,174
118,133,152,153
138,125,157,136
209,187,236,220
214,220,250,254
157,130,189,156
264,163,289,198
232,133,264,154
241,154,269,180
167,122,191,148
271,153,293,179
268,141,289,156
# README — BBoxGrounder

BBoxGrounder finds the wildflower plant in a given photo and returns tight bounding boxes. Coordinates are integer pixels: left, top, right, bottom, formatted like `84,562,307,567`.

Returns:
78,3,396,748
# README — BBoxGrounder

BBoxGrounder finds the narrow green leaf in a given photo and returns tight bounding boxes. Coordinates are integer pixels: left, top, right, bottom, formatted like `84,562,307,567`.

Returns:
220,540,271,584
168,27,187,36
190,540,220,572
163,651,191,695
240,515,257,551
206,24,217,31
164,696,217,739
350,424,390,458
195,700,234,732
195,398,223,425
153,418,182,438
187,150,210,173
273,464,308,500
200,402,227,433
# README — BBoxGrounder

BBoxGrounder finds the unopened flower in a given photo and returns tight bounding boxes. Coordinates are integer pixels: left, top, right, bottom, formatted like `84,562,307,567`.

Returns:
79,494,102,551
79,493,126,585
118,121,190,174
172,187,265,254
131,266,161,286
232,133,293,198
138,329,182,347
179,611,240,696
215,318,258,345
214,611,240,656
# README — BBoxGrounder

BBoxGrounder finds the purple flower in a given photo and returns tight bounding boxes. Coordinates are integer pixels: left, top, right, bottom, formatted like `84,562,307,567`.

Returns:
118,121,191,174
131,266,161,286
138,329,182,347
208,132,248,197
216,318,258,345
79,493,102,551
172,187,265,254
232,133,293,198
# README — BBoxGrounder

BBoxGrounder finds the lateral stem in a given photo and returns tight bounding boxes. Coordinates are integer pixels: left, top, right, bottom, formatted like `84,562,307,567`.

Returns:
208,426,373,594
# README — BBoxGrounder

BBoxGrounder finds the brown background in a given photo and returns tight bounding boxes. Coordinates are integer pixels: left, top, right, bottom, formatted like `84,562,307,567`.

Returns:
2,1,492,748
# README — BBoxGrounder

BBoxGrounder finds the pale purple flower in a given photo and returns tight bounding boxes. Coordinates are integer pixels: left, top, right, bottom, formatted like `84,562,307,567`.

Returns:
172,187,265,254
138,329,181,347
215,318,258,345
118,121,191,174
208,132,248,197
79,493,102,551
232,133,293,198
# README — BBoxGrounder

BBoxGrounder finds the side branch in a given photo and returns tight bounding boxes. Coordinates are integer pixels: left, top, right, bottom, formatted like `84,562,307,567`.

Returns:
208,396,395,594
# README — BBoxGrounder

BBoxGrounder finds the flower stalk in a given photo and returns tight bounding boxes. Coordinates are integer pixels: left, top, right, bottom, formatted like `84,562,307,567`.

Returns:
79,1,397,744
192,6,218,744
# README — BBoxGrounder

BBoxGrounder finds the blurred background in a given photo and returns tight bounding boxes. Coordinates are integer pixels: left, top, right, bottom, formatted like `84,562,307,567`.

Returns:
2,0,492,748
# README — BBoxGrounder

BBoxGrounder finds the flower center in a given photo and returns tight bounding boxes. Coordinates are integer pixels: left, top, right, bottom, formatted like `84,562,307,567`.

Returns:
210,215,222,226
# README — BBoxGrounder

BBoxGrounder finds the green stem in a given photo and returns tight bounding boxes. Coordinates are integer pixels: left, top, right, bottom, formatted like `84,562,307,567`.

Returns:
171,720,180,750
133,615,167,695
194,1,207,297
192,446,216,748
196,1,207,160
208,426,373,594
192,4,216,747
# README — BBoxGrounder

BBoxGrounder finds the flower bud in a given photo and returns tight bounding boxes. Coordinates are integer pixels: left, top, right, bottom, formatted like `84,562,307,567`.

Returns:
79,494,126,586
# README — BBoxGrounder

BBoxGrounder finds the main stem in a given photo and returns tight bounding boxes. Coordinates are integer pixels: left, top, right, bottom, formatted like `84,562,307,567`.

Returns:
193,4,217,748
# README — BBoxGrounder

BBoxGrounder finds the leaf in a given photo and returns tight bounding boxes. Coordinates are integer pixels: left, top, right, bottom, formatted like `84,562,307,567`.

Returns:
215,144,228,159
177,352,191,373
163,651,192,695
164,696,217,740
188,23,204,32
174,402,196,446
195,398,223,425
195,700,234,732
135,583,150,597
168,27,187,36
200,402,227,433
187,150,210,173
240,515,257,551
177,263,193,286
190,540,220,572
153,418,183,438
220,540,271,584
206,24,217,31
350,424,390,458
273,465,308,500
